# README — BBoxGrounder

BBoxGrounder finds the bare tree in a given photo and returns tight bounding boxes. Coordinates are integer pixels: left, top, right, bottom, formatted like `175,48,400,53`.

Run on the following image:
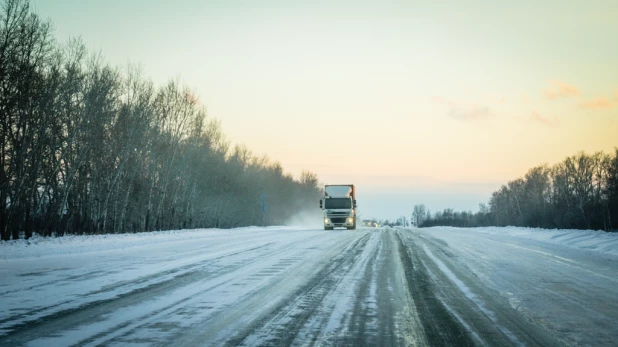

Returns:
412,204,427,226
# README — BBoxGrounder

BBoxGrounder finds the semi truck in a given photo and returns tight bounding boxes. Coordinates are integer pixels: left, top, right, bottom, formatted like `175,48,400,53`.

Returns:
319,184,357,230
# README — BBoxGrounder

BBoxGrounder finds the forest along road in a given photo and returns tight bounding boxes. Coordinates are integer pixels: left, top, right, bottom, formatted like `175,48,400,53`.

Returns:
1,227,617,346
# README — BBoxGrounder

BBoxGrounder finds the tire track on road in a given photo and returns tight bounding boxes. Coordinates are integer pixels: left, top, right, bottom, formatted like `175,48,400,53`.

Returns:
402,230,561,346
395,231,475,346
223,232,373,346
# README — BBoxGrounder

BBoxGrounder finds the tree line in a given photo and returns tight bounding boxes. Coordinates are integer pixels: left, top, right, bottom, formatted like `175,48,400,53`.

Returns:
1,0,322,240
414,149,618,231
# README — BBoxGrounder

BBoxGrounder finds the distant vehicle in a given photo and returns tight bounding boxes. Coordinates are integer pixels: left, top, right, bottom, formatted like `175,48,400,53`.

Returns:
362,220,380,228
319,184,357,230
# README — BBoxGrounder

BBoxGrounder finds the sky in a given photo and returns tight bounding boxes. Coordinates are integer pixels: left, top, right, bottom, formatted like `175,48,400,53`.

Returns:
31,0,618,220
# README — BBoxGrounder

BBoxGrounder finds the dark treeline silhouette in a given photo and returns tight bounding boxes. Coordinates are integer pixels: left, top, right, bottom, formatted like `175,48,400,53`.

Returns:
418,206,492,228
0,0,322,240
417,149,618,231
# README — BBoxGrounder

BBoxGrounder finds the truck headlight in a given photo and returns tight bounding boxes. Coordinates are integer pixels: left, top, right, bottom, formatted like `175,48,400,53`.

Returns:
324,218,329,224
348,218,353,223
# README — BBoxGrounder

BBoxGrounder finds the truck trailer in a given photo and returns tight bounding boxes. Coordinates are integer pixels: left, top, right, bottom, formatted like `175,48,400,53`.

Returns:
319,184,357,230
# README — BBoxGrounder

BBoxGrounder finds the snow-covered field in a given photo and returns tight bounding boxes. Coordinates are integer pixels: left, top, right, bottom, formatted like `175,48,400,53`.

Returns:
1,226,617,346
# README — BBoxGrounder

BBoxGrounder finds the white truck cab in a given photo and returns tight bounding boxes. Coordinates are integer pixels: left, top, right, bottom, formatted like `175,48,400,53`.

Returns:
319,184,357,230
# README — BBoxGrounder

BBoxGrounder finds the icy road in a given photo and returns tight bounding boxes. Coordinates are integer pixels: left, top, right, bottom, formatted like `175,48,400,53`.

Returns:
1,227,617,346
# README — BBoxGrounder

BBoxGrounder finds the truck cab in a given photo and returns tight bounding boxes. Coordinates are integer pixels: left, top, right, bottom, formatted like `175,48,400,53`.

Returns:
319,184,357,230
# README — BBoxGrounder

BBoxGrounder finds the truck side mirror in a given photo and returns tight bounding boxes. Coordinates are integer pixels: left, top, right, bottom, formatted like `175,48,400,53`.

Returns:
353,199,357,208
319,200,323,209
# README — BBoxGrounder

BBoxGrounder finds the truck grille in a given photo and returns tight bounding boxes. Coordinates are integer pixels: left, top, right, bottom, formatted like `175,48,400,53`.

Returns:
330,217,346,224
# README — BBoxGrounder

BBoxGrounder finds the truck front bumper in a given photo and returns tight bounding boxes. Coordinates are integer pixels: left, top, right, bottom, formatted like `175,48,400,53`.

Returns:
324,217,355,228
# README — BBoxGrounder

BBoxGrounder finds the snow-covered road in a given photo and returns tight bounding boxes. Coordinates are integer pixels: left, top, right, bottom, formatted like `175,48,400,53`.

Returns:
1,226,617,346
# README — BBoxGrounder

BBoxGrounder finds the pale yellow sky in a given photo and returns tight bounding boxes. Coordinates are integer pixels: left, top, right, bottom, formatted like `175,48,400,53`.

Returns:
33,0,618,218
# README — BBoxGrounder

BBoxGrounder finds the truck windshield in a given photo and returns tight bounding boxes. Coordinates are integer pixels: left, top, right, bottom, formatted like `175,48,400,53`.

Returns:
325,198,351,209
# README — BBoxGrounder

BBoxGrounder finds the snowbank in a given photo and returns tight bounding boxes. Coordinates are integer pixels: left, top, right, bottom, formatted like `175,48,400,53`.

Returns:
428,226,618,257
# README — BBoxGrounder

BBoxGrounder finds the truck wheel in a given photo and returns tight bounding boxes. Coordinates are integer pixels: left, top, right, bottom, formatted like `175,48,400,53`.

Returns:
325,226,333,230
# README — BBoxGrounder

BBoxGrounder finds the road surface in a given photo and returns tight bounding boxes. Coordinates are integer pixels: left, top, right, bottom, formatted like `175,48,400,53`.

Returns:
1,227,617,346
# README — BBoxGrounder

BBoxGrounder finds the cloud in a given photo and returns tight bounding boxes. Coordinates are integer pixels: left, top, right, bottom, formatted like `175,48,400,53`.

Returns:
545,82,580,100
531,111,559,128
432,96,494,122
448,106,492,121
579,97,612,109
